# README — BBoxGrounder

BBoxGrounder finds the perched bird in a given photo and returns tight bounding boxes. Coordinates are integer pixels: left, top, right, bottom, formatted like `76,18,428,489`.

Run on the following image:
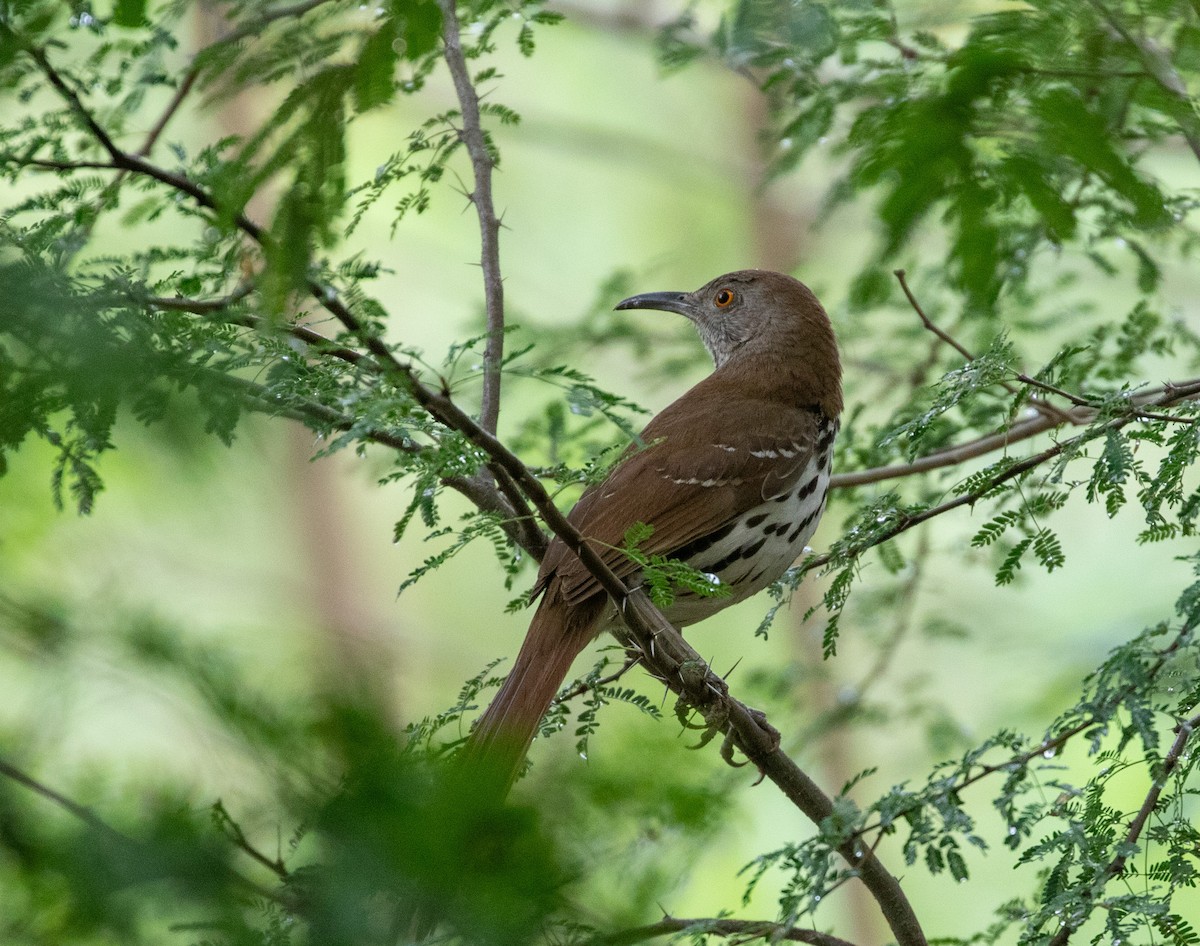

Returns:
464,269,842,793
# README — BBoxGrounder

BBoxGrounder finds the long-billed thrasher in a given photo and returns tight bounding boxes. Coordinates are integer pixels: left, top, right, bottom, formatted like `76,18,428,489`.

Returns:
464,269,842,794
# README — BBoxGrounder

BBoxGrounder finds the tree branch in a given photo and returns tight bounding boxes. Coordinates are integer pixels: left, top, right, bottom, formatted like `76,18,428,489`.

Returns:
895,269,1074,426
597,916,859,946
1083,0,1200,163
1047,708,1200,946
437,0,506,436
553,653,642,707
811,377,1200,575
847,624,1196,845
211,800,290,881
21,32,929,942
829,410,1062,490
829,376,1200,491
304,280,926,946
18,39,544,557
0,755,284,904
136,66,199,158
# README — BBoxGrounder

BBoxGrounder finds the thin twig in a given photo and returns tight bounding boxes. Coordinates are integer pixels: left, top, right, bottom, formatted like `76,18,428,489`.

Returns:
21,40,548,555
894,270,976,364
1019,374,1198,424
146,283,255,314
829,376,1200,490
810,436,1075,575
221,372,543,553
0,755,284,904
136,66,199,157
847,625,1195,845
554,653,641,706
22,158,121,172
596,916,858,946
1083,0,1200,163
807,374,1200,575
1047,708,1200,946
895,270,1074,425
21,41,266,240
149,289,380,372
437,0,506,436
212,800,290,881
147,276,548,552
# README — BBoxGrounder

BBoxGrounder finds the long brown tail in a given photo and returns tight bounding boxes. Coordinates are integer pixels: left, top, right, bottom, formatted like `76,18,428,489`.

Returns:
459,584,605,797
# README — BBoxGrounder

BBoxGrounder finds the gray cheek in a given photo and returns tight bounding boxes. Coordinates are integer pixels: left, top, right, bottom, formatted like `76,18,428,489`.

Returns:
698,327,728,365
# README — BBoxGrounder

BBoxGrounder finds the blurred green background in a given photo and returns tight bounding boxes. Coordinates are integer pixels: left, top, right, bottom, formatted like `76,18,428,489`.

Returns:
2,0,1199,940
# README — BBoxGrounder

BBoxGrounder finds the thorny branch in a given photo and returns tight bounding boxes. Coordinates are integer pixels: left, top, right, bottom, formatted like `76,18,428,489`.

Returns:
19,42,930,940
437,0,506,437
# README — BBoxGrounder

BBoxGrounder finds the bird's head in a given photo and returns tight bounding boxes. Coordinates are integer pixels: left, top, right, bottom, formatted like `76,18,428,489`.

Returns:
615,269,842,416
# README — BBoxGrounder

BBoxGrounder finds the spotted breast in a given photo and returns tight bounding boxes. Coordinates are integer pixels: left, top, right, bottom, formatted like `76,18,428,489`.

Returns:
658,415,838,627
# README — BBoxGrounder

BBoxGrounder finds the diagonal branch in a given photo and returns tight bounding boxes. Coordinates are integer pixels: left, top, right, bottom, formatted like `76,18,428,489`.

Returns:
217,368,545,554
136,66,199,158
18,39,546,558
553,653,641,707
437,0,506,436
847,623,1197,846
1083,0,1200,163
1047,708,1200,946
20,32,928,941
0,754,284,904
895,269,1074,426
830,376,1200,490
597,916,859,946
810,377,1200,574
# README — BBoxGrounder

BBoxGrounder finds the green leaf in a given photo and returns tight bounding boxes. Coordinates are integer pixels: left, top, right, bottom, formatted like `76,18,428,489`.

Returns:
356,24,400,111
785,3,839,59
394,0,443,61
947,847,970,882
111,0,147,27
1032,88,1168,229
996,536,1032,586
1032,528,1065,573
262,186,315,317
1003,153,1077,241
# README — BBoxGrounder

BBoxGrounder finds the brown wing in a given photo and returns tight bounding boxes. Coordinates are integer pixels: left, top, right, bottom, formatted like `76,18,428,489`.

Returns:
537,391,821,607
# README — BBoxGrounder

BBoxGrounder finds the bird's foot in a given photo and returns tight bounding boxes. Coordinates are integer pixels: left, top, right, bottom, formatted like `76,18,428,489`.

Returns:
674,659,730,747
716,706,780,778
744,705,781,751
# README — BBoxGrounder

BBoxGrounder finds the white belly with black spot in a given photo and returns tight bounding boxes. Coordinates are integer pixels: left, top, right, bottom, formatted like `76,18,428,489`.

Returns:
660,446,833,627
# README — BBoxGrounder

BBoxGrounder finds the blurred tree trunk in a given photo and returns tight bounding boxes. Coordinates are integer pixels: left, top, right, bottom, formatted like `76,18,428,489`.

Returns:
193,0,403,713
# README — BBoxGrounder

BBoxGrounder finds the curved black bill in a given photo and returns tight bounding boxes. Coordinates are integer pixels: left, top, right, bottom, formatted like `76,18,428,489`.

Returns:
614,290,692,316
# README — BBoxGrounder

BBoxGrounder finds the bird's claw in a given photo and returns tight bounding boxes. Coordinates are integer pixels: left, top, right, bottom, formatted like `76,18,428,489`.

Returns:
675,659,730,747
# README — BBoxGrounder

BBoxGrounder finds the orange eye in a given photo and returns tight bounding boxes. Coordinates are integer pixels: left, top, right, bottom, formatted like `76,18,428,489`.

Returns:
714,288,735,308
